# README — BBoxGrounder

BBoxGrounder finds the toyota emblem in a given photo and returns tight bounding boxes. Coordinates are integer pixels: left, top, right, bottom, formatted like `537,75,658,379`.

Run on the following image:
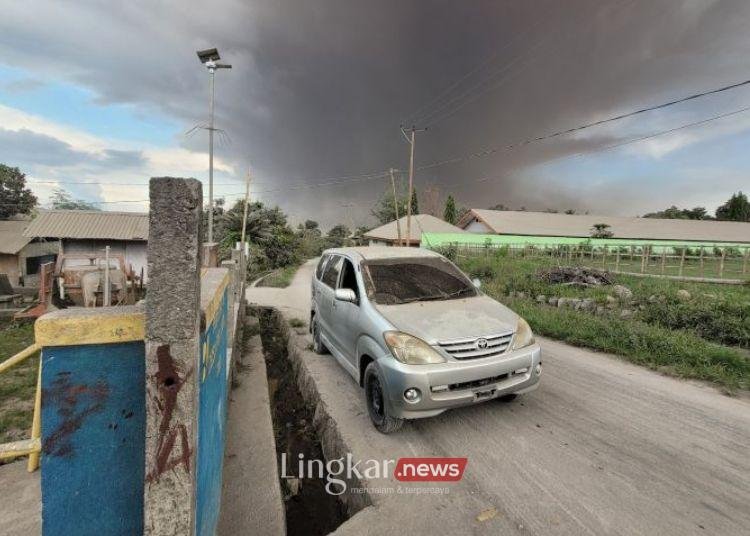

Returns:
475,338,488,349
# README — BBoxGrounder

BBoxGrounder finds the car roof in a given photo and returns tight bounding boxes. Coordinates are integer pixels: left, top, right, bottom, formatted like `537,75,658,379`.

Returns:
322,246,443,261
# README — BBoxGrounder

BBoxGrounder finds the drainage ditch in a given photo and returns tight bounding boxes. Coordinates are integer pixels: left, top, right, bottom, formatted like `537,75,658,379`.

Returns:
257,308,350,535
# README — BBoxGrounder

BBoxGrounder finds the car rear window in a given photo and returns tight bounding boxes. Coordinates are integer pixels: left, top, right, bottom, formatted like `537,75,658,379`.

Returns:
362,257,476,304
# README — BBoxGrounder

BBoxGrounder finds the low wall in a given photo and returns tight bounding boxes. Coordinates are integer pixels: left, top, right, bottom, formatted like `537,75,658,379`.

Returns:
32,177,248,535
36,306,146,536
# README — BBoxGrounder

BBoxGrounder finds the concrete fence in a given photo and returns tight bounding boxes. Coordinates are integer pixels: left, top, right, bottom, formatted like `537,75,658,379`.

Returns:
33,177,247,535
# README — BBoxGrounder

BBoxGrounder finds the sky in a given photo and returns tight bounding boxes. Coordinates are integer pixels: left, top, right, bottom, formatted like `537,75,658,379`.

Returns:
1,0,750,229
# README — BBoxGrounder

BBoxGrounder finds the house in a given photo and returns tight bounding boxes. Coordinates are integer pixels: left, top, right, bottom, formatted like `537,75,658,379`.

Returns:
363,214,467,246
458,209,750,244
0,218,59,286
23,210,149,281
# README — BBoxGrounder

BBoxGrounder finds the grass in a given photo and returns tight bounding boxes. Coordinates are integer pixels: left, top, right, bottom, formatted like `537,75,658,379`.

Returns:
258,264,300,288
453,252,749,393
0,320,38,444
507,297,748,392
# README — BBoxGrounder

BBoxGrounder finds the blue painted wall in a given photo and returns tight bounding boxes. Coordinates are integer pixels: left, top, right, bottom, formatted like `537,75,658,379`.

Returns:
196,288,230,536
41,341,145,536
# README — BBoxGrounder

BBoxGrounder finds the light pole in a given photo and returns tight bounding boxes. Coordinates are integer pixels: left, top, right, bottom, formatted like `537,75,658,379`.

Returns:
197,48,232,243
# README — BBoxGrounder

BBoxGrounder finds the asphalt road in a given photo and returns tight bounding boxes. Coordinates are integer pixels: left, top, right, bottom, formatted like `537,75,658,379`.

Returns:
247,259,750,536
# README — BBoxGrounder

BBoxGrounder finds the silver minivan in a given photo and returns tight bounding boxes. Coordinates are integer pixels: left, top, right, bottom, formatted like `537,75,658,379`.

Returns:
310,246,542,433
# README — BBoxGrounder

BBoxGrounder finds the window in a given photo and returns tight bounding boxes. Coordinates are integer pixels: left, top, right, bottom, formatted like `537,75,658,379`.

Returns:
315,254,330,280
362,257,476,304
321,255,343,288
338,258,359,302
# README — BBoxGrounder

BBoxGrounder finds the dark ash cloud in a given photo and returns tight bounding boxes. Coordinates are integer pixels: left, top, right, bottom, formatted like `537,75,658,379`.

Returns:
2,1,750,225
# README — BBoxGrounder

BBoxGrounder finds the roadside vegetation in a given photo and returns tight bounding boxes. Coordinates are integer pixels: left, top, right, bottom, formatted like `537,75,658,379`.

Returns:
0,320,37,444
448,250,749,392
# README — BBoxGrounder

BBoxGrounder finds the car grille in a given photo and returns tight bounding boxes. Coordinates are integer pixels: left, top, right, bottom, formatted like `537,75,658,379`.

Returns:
437,331,514,360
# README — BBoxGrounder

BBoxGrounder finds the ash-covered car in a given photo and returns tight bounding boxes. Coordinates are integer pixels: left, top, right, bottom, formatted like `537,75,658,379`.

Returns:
310,246,542,433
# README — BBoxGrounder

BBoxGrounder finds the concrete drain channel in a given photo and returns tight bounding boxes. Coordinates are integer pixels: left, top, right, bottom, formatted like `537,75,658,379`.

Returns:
257,307,361,535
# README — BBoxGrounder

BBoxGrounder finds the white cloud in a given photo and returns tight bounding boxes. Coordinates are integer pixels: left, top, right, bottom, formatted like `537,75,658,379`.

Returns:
1,104,236,211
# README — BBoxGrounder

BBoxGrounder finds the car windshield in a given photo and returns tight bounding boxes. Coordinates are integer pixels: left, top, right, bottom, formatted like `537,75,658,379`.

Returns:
362,257,477,305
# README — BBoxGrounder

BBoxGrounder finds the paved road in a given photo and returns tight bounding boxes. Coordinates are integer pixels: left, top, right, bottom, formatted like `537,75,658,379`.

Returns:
247,259,750,535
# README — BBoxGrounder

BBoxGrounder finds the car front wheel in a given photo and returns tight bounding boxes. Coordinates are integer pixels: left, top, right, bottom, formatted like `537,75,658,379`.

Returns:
364,362,403,434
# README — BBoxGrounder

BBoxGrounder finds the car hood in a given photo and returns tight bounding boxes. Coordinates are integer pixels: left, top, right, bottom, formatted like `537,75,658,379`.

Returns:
374,295,519,344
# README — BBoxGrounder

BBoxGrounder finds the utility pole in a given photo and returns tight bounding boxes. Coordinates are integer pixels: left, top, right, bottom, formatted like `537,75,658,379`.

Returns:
196,48,232,243
401,125,426,247
389,168,402,246
207,66,215,242
240,168,252,246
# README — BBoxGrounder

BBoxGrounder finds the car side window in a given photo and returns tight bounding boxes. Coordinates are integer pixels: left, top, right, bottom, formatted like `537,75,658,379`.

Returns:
338,258,359,302
321,255,343,288
315,254,330,280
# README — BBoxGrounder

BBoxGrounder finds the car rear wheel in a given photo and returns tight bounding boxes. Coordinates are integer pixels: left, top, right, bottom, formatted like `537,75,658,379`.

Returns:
364,363,403,434
312,318,327,354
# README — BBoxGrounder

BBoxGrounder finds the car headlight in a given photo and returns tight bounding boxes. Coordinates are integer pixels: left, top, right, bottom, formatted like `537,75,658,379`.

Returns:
383,331,446,365
512,318,535,350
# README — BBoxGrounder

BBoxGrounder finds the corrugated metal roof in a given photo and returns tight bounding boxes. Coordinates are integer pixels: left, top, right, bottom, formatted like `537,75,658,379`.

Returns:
0,219,33,254
23,210,149,241
363,214,467,243
460,209,750,243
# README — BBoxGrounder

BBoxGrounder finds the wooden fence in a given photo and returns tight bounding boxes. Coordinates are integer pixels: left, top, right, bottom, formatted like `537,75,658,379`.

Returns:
441,242,750,281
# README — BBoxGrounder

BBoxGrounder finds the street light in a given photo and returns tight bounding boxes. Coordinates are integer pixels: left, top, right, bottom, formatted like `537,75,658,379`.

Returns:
197,48,232,243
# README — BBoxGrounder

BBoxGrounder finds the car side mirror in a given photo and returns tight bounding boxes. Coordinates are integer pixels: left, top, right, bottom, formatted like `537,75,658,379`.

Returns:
472,278,482,289
335,288,357,303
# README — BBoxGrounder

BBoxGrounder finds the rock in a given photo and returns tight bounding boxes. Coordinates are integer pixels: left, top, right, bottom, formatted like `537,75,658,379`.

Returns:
612,285,633,300
536,294,546,303
676,289,691,301
605,295,617,308
580,298,595,311
516,291,526,299
595,306,605,315
647,294,658,303
548,297,559,307
558,297,581,309
619,309,633,319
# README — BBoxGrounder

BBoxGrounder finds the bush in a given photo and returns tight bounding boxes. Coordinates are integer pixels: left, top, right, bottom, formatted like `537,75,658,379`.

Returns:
638,298,750,348
507,297,749,391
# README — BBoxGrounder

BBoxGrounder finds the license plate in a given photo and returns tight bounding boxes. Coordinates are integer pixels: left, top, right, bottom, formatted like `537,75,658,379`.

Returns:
474,388,496,400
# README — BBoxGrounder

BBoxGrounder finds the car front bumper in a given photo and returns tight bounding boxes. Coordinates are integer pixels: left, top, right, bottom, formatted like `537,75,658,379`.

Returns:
378,344,542,419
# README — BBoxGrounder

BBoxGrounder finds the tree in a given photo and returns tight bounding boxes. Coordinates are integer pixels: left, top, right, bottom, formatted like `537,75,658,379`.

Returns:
371,186,409,224
715,192,750,222
0,165,37,219
591,223,613,238
410,189,419,215
325,224,351,249
443,195,457,224
643,205,710,220
51,188,100,211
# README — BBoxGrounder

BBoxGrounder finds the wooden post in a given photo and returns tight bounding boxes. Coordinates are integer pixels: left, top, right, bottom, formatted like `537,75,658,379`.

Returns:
661,248,666,275
742,247,749,275
389,168,402,246
602,245,608,267
615,248,621,272
640,246,646,274
678,248,686,277
699,246,705,277
719,248,726,278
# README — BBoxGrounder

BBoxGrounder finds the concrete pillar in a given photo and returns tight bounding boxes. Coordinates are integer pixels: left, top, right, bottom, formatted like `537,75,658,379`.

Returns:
144,177,203,535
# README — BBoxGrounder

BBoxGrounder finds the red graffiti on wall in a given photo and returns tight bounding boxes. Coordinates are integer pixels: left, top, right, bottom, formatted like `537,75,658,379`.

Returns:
42,373,109,457
146,344,193,483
